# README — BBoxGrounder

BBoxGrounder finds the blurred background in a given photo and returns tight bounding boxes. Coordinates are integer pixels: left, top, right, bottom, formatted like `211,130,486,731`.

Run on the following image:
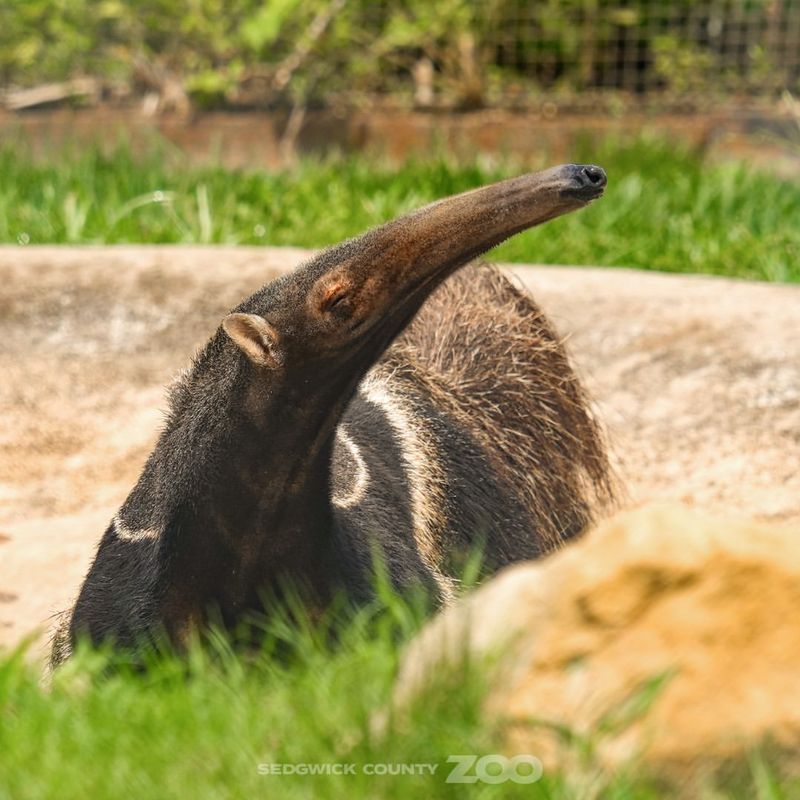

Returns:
3,0,799,110
0,0,798,276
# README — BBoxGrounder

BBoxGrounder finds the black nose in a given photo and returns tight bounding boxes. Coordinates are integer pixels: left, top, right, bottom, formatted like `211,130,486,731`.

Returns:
560,163,608,199
577,164,607,188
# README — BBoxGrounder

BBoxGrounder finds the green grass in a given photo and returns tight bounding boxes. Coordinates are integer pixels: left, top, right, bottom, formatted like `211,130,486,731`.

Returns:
0,135,798,282
0,587,796,800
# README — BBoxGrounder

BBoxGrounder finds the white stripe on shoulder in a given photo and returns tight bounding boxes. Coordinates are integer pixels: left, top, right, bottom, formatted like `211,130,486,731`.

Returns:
113,513,160,542
332,426,370,509
359,371,457,605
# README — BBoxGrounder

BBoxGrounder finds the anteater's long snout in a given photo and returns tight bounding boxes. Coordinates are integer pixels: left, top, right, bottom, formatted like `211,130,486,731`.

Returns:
358,163,608,299
280,163,608,358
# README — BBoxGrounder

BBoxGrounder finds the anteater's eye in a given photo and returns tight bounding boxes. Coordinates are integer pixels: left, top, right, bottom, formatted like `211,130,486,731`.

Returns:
322,289,350,314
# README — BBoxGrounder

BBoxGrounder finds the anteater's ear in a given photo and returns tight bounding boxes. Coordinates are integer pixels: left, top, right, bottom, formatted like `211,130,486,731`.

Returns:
222,313,283,369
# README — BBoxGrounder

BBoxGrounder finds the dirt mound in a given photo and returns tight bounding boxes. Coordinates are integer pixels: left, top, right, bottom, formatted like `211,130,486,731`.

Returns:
392,504,800,773
0,246,798,658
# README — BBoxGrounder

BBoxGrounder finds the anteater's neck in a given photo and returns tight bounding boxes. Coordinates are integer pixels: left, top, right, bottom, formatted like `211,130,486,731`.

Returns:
115,335,364,637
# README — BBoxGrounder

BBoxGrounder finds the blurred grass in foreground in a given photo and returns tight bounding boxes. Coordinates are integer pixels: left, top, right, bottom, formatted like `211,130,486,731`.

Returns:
0,584,795,800
0,135,797,282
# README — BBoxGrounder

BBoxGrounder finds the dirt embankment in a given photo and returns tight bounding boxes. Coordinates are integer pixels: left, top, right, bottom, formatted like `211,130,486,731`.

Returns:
1,246,798,658
391,504,800,776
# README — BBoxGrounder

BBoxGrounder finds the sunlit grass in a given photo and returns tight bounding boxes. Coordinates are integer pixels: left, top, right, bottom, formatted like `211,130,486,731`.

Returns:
0,136,797,281
0,582,796,800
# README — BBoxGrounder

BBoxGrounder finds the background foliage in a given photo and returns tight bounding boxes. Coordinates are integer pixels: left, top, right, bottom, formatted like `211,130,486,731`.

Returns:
1,0,797,109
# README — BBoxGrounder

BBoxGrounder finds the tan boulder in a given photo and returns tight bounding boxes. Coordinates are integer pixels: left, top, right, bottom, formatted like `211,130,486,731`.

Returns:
393,504,800,771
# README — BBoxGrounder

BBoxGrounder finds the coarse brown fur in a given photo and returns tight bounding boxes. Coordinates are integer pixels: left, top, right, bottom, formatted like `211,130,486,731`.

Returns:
394,263,613,551
52,164,614,666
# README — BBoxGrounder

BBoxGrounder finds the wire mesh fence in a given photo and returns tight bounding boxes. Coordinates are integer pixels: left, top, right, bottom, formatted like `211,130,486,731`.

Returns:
484,0,799,97
355,0,800,108
1,0,798,110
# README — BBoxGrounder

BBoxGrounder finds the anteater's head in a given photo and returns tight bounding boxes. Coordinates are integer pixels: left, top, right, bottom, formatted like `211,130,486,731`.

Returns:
222,164,606,379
